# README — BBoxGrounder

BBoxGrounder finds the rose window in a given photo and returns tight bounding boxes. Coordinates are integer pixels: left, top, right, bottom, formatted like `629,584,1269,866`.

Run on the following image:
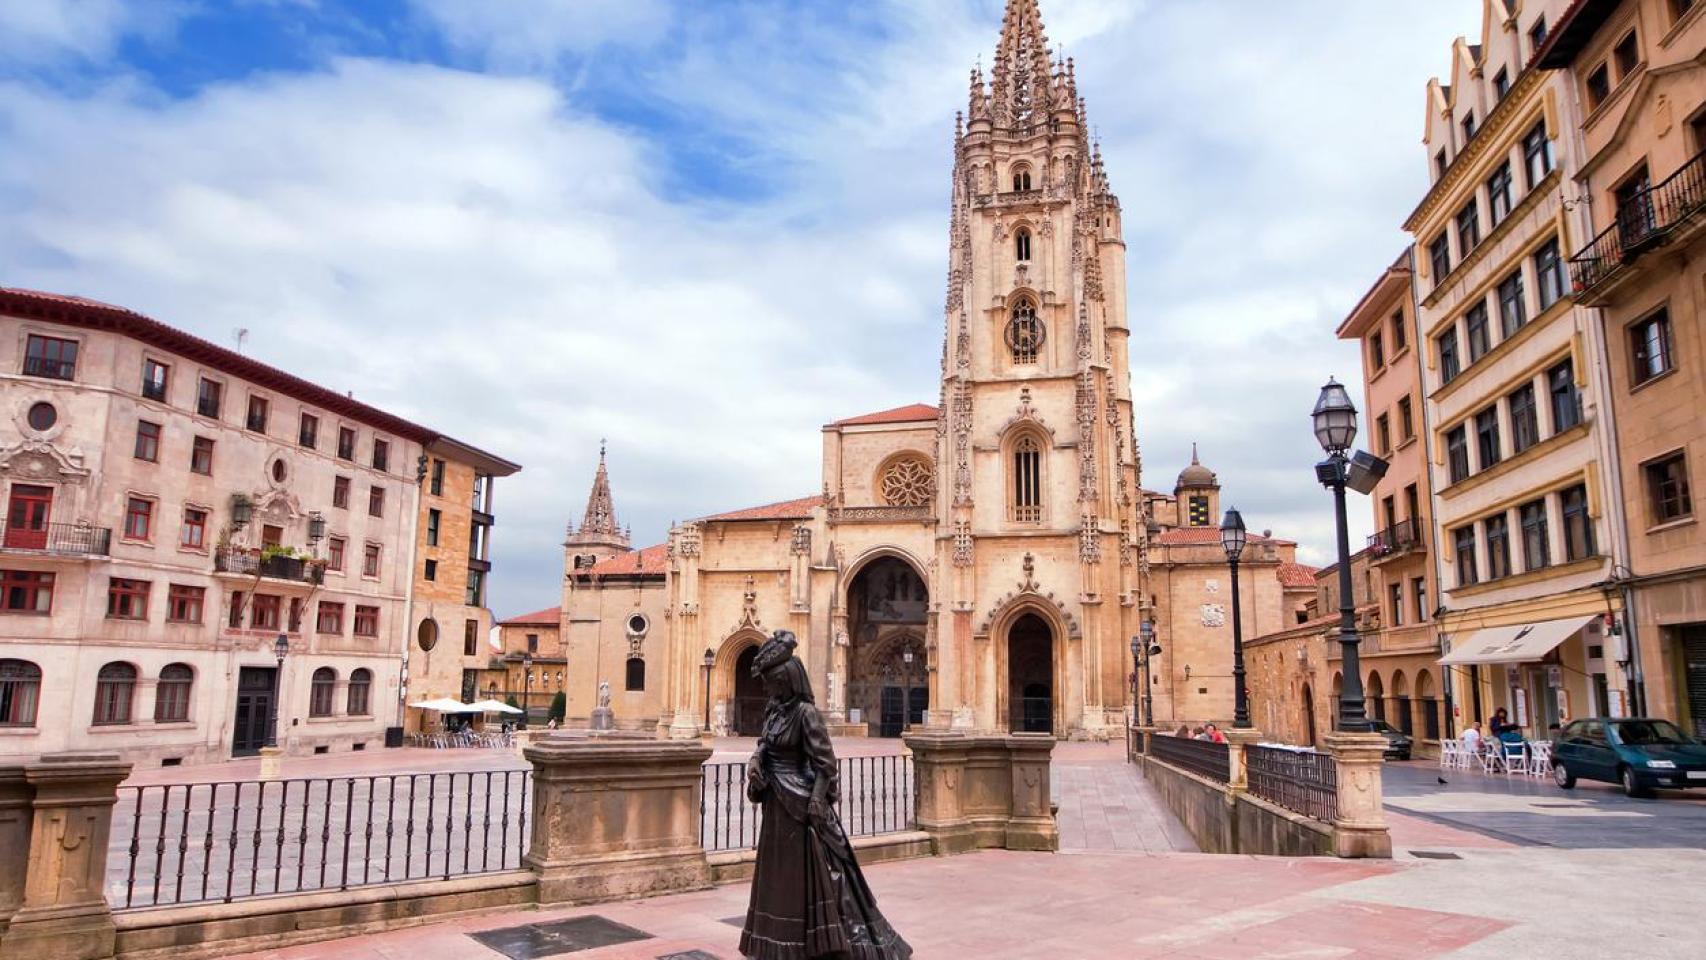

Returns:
880,457,935,507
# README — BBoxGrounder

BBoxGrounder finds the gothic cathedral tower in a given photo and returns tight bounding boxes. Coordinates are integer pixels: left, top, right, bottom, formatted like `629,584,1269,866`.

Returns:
936,0,1145,737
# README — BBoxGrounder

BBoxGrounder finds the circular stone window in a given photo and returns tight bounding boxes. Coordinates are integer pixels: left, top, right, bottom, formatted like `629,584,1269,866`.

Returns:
417,618,439,652
271,459,288,483
26,402,56,431
627,613,649,635
879,456,935,507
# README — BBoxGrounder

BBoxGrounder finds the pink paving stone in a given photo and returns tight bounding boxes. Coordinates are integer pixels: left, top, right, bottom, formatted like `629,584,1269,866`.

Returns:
1385,810,1515,851
1176,900,1512,959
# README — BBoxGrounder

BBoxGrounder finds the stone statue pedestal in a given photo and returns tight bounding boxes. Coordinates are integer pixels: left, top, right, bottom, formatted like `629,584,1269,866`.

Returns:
589,707,615,731
258,745,284,780
1325,732,1393,859
523,737,712,905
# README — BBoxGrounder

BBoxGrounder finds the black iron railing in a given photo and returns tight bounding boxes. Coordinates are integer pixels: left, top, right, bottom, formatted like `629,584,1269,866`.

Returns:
1245,745,1339,822
1367,519,1424,558
214,547,324,584
1571,150,1706,295
699,755,915,852
1149,734,1230,784
0,521,112,556
108,771,529,910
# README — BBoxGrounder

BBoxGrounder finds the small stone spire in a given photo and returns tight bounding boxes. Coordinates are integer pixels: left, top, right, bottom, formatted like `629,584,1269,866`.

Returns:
566,440,629,553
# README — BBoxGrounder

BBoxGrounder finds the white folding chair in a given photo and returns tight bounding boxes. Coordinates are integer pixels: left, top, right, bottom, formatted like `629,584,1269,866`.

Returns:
1527,741,1552,778
1439,739,1460,770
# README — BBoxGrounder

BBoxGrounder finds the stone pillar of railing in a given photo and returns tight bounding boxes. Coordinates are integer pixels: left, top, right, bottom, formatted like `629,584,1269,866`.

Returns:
1223,728,1264,792
0,753,132,960
902,732,975,855
1003,733,1058,852
0,762,32,935
1324,732,1392,858
523,733,713,905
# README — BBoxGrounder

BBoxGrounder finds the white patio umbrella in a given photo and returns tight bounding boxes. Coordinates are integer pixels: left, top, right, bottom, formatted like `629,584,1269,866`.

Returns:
469,698,523,714
409,698,479,713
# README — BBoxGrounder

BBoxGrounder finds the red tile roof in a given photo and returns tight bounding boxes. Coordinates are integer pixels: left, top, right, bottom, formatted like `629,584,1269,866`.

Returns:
500,605,560,626
697,495,826,522
583,543,669,577
0,287,516,469
1153,527,1271,546
1277,562,1319,588
831,404,939,427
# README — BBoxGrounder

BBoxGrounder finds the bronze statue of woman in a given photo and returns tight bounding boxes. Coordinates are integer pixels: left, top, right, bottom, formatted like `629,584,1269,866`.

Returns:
739,630,912,960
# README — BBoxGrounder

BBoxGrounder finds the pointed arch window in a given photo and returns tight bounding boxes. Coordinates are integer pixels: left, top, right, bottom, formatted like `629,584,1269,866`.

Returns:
1012,166,1033,192
1006,298,1043,364
625,656,646,692
1011,435,1043,523
1015,227,1032,262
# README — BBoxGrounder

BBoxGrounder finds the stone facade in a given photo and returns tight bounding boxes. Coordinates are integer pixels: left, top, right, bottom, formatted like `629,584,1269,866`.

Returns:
1535,0,1706,735
0,287,513,765
509,1,1313,742
1405,0,1625,737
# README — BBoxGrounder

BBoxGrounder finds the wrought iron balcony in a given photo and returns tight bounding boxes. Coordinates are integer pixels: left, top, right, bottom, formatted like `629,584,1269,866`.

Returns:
1570,150,1706,303
0,521,112,556
1367,519,1425,561
214,546,324,584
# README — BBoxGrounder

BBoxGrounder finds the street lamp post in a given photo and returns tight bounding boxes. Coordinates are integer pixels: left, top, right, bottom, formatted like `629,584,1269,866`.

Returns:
520,654,533,729
1312,378,1389,733
701,648,715,733
266,633,288,748
1139,620,1158,728
902,648,916,733
1221,508,1250,729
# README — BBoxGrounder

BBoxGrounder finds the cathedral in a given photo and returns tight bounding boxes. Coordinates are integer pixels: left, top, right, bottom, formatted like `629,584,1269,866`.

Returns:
503,0,1314,740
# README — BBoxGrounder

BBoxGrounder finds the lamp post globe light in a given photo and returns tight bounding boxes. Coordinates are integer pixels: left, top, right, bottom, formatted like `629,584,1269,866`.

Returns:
1312,378,1389,733
701,648,715,732
1220,508,1250,729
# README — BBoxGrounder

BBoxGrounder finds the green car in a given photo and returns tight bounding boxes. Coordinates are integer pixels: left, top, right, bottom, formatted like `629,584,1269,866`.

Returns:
1551,718,1706,798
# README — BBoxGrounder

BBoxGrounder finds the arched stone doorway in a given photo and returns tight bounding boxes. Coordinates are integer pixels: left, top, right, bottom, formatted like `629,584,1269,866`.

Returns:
733,646,765,736
1301,682,1317,747
845,555,929,737
1007,612,1054,734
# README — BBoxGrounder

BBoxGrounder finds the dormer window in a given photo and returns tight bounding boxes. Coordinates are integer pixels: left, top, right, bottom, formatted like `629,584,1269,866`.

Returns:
1460,112,1476,142
1015,227,1032,262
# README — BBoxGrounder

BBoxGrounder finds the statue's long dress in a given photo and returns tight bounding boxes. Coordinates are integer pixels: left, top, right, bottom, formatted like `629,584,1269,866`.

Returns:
739,700,912,960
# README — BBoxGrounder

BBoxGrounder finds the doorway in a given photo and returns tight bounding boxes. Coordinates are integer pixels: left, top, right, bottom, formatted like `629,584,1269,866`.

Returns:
5,484,52,550
845,555,929,736
1007,612,1053,734
733,646,766,736
1301,683,1317,747
232,666,276,756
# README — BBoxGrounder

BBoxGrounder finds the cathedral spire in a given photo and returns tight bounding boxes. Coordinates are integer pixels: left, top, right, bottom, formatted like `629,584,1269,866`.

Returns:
990,0,1055,129
566,440,629,553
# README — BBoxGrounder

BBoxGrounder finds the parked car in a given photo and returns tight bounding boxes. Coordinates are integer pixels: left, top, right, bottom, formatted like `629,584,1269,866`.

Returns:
1367,719,1413,761
1551,718,1706,798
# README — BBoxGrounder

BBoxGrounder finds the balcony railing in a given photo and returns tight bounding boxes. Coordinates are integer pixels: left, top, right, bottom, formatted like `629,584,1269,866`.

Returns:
0,521,112,556
214,547,324,584
1570,150,1706,298
1367,518,1425,559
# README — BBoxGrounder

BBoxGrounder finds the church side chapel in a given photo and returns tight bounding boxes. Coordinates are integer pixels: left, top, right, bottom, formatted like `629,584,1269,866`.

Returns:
508,0,1314,740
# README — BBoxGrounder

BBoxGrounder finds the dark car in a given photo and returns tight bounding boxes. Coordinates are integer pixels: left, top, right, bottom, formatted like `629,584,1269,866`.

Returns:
1367,719,1413,761
1551,718,1706,798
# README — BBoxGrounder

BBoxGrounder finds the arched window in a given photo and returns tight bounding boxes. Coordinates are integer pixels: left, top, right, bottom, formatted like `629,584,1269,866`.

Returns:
625,656,646,692
154,663,193,722
309,667,337,717
1011,435,1043,523
1012,165,1032,192
347,668,372,716
1015,226,1032,262
1005,298,1042,364
0,659,41,726
94,662,137,725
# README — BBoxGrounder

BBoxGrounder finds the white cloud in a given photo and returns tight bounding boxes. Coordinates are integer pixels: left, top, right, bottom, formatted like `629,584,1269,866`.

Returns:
0,0,184,66
0,0,1490,612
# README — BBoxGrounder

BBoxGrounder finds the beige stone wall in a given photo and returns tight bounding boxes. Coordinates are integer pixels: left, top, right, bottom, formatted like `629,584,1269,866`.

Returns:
0,313,422,764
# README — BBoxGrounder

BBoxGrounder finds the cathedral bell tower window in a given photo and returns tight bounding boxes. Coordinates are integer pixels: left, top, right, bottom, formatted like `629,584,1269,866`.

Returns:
1012,166,1033,192
1011,435,1043,524
1006,298,1043,364
1015,227,1032,262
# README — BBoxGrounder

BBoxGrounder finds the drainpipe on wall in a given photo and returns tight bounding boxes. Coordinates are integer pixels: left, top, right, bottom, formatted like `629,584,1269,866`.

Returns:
396,448,426,732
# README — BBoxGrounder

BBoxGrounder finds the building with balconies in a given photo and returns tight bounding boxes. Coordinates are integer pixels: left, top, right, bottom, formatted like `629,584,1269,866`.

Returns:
1536,0,1706,735
0,287,515,766
1334,249,1451,754
1404,1,1630,738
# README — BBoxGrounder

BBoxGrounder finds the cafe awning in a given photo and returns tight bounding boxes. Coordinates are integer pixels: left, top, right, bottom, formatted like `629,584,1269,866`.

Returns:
1438,615,1596,666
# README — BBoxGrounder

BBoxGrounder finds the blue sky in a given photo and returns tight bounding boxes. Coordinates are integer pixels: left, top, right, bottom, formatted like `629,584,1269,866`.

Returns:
0,0,1484,617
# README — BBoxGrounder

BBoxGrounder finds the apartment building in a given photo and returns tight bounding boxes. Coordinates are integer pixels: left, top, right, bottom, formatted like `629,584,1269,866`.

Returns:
0,287,515,765
1536,0,1706,733
1405,1,1629,736
1334,249,1451,752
